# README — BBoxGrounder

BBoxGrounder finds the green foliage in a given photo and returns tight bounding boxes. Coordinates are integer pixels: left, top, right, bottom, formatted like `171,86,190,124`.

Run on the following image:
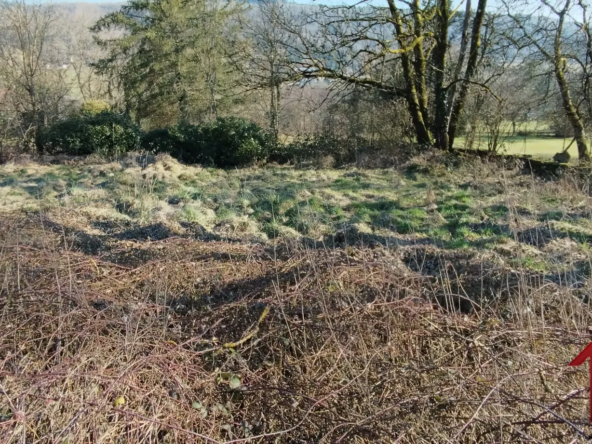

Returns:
192,401,208,418
539,210,565,221
92,0,243,127
142,118,270,167
144,126,390,168
37,112,141,156
171,123,202,163
484,204,510,219
510,256,549,273
217,372,241,389
228,375,241,389
141,127,183,154
197,117,270,167
284,197,326,234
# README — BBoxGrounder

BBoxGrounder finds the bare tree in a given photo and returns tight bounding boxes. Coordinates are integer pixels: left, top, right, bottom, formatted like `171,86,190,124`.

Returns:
232,0,298,143
270,0,490,150
62,15,110,102
505,0,590,160
447,0,489,150
0,0,71,144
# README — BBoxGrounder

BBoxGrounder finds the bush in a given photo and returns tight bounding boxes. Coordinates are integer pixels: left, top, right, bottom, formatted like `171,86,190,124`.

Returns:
141,127,183,154
142,124,205,164
143,118,270,167
141,124,202,163
271,134,359,165
37,112,141,157
196,117,270,167
173,123,203,164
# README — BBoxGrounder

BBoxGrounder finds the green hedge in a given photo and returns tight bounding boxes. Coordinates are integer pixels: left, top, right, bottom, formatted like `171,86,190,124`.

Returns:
37,111,141,156
141,127,182,154
197,117,270,167
142,117,271,167
38,114,282,167
270,134,360,165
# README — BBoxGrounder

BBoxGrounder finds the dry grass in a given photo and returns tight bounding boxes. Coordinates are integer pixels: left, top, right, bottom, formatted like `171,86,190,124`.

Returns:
0,221,591,441
1,155,592,442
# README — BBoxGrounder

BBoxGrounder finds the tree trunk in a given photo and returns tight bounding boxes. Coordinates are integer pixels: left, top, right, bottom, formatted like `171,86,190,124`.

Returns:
446,0,471,122
407,90,434,146
555,66,589,160
387,0,432,145
448,0,487,150
433,0,450,150
553,0,589,160
177,69,189,124
411,0,429,122
269,81,280,144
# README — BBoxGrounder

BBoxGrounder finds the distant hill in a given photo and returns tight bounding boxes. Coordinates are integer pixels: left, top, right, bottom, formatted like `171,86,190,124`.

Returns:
54,2,124,21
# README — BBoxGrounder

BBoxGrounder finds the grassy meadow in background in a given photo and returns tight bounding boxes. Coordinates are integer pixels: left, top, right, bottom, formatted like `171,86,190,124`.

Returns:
461,136,581,159
456,121,587,161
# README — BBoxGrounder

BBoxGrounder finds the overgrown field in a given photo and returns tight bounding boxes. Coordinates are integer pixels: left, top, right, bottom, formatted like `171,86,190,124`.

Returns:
1,153,592,442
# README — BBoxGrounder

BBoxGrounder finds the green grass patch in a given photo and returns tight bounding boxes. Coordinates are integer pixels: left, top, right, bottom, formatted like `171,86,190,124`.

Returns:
539,210,565,222
456,135,587,162
330,177,374,192
484,205,509,219
510,256,549,273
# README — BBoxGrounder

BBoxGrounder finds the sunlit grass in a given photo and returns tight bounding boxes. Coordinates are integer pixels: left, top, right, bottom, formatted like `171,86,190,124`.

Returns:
1,154,591,253
456,135,587,161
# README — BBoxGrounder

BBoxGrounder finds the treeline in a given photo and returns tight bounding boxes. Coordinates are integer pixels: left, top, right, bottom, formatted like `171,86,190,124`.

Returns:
1,0,592,164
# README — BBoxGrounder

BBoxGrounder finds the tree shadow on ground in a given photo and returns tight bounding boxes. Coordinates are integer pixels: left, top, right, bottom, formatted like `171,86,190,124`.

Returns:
38,211,592,303
517,225,592,248
18,213,589,327
544,260,591,289
42,216,270,267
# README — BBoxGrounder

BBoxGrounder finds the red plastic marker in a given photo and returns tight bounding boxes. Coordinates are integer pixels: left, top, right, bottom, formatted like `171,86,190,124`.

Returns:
569,341,592,422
